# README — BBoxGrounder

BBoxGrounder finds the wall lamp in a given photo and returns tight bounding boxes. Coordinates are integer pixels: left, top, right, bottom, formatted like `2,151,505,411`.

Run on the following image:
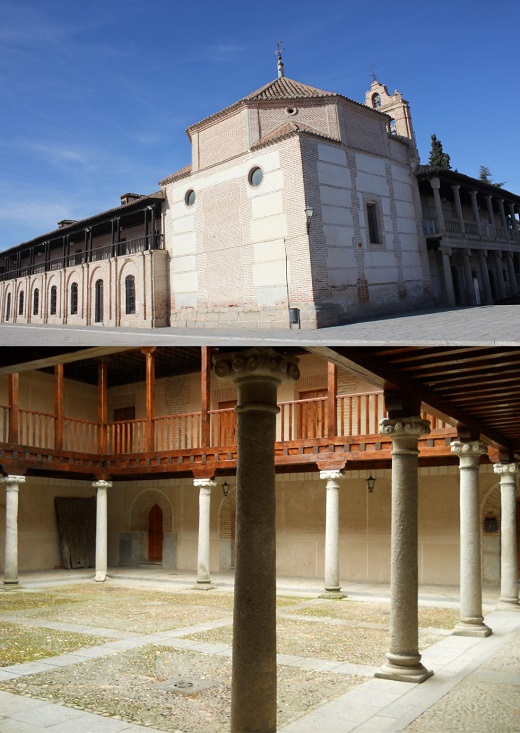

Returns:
222,479,231,497
304,203,314,232
366,475,376,493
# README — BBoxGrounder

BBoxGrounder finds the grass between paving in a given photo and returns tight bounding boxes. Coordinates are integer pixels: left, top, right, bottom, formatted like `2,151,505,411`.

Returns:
0,622,108,666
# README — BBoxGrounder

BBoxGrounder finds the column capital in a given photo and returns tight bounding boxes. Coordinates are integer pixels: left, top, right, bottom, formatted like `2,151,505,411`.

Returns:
451,440,487,459
92,479,112,490
439,246,452,257
319,470,344,482
213,347,300,386
469,189,478,198
1,475,26,486
193,478,217,490
380,417,430,440
493,462,519,476
451,183,461,191
429,176,441,190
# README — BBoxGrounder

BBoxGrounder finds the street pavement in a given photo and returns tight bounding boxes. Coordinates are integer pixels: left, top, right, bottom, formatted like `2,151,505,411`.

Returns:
0,305,518,347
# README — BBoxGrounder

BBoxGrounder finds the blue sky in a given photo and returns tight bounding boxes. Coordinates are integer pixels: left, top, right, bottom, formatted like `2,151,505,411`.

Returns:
1,0,519,249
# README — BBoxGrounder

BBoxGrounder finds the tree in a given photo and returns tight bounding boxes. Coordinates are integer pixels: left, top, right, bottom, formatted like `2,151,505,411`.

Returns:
428,134,451,169
478,165,505,188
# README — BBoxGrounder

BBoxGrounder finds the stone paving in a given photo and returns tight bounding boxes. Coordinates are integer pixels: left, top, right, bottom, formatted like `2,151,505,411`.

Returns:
0,569,518,732
0,305,519,346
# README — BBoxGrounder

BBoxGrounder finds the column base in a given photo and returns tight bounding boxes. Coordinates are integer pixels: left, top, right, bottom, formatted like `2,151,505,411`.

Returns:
375,654,433,684
3,580,20,588
319,589,346,599
498,596,520,608
94,572,107,582
192,581,216,591
452,620,492,637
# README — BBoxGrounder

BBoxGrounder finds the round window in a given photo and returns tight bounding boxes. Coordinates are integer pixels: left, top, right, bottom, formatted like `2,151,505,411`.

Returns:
285,106,298,116
248,167,263,187
185,189,196,206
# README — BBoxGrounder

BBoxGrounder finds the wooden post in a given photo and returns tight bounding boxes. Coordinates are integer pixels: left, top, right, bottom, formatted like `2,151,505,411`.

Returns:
141,347,156,452
54,364,64,450
98,360,108,454
8,373,19,444
327,361,337,439
200,347,210,448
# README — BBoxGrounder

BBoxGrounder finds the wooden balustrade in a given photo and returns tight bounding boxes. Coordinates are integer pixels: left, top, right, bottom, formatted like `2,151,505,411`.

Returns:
0,394,455,461
19,408,55,449
107,419,147,454
153,412,201,451
63,417,99,453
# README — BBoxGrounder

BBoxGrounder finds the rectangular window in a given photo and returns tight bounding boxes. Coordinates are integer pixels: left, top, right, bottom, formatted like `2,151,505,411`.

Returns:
366,203,381,244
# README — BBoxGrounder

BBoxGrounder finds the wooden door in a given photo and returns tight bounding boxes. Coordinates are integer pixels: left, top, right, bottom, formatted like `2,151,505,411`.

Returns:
219,400,237,445
148,504,163,562
54,497,96,569
298,389,327,439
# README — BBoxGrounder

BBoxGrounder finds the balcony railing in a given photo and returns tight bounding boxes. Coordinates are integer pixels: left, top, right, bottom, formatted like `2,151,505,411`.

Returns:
2,392,454,458
423,218,520,244
0,234,164,283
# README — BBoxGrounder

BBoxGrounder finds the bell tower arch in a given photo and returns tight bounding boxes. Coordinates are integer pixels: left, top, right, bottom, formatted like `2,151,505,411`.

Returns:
365,79,416,144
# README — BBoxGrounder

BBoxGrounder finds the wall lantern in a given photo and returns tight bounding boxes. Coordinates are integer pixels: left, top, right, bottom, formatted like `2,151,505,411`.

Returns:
304,203,314,232
222,479,231,497
366,475,376,493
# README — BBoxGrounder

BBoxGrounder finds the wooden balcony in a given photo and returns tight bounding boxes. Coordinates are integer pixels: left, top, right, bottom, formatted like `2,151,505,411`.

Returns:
0,392,457,479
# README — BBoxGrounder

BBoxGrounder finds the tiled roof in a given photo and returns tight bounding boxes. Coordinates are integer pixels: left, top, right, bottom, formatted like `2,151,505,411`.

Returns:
244,77,337,101
251,120,341,150
187,76,378,135
159,165,192,186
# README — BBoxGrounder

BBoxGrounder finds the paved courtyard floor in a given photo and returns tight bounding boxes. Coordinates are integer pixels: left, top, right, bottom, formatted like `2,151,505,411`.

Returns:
0,569,519,732
0,305,519,346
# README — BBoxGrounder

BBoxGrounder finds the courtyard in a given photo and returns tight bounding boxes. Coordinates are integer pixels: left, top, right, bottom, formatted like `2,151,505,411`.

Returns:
0,570,519,732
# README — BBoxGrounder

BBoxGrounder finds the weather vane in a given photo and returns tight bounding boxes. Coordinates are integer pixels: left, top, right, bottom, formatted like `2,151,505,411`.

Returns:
275,41,285,78
369,65,378,82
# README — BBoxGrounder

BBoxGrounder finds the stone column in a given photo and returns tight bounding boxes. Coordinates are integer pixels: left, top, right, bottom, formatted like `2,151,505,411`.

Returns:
2,475,26,585
214,347,299,733
451,184,465,234
462,250,477,305
440,247,456,306
93,479,112,582
508,203,519,232
485,195,495,228
497,199,507,230
493,251,507,298
469,190,480,224
494,463,519,606
319,470,345,599
505,252,517,294
375,417,433,683
193,478,216,590
478,250,493,305
430,177,445,232
451,441,491,636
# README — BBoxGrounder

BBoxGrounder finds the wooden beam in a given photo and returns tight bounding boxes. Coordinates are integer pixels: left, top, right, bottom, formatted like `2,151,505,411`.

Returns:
200,347,210,448
327,361,337,439
8,373,19,444
141,348,156,453
98,360,108,454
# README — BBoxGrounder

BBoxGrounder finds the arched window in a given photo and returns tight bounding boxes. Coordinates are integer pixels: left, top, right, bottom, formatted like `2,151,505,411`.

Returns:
70,282,78,315
125,275,136,314
50,286,57,315
372,92,381,109
18,291,24,316
389,118,397,135
5,293,11,321
33,288,39,316
94,279,103,323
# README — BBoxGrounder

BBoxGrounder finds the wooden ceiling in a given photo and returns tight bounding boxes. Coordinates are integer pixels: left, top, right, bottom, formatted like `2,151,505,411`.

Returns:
313,346,520,457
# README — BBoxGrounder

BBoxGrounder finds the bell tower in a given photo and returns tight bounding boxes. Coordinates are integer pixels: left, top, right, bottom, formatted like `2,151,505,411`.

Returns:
365,78,416,144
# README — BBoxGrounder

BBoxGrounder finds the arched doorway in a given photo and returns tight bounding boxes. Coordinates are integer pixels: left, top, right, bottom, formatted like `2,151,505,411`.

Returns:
148,504,163,562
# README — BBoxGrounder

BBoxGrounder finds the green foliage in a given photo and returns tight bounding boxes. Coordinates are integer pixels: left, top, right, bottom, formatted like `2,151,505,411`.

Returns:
478,165,505,188
428,134,451,168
